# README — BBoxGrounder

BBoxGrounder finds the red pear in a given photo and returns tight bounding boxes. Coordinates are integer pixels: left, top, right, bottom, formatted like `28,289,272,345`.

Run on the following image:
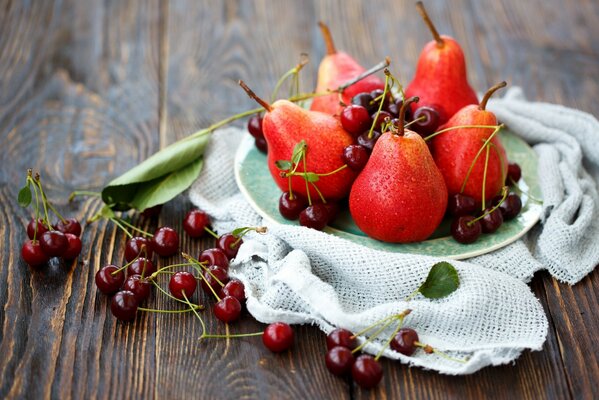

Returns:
240,81,357,201
431,82,508,204
349,98,448,243
405,2,478,124
310,22,385,115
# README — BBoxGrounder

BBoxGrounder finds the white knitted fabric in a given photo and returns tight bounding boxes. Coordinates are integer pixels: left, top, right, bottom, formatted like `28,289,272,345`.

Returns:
188,88,599,374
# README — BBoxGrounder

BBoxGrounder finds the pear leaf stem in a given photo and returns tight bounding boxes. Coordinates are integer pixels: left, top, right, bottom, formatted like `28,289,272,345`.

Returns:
416,1,444,47
479,81,507,111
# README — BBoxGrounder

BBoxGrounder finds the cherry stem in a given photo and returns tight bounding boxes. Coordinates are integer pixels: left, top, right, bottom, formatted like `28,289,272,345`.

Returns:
271,54,309,102
481,145,491,210
29,177,42,241
182,292,207,336
467,186,509,226
109,217,133,239
375,317,405,361
200,332,263,340
405,288,421,302
510,180,543,203
117,217,153,237
367,71,391,139
239,81,273,112
182,253,224,299
352,319,395,354
33,176,54,230
310,182,327,204
150,279,193,306
204,226,220,239
398,97,420,136
414,341,468,363
111,255,147,275
147,263,194,280
416,1,444,47
403,115,426,128
424,124,501,142
138,306,203,314
459,125,504,194
34,175,67,224
479,81,507,111
351,309,412,340
318,21,337,55
69,190,101,202
302,152,312,206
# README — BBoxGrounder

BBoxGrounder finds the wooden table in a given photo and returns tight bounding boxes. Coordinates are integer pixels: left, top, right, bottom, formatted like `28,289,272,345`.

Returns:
1,1,598,398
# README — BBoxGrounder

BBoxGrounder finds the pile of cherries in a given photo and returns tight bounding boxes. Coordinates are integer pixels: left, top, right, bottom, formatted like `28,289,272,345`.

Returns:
449,162,523,244
22,217,83,267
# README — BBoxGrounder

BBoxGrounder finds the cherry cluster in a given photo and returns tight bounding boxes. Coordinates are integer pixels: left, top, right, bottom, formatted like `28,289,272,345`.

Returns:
449,162,523,244
247,114,268,153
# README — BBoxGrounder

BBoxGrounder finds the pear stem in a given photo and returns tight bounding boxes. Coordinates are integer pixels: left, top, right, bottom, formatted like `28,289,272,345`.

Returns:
416,1,444,47
479,81,507,111
398,97,420,136
239,81,273,112
318,21,337,55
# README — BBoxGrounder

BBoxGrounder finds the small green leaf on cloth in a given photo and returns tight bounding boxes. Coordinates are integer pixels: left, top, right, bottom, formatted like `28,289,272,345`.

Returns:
418,262,460,299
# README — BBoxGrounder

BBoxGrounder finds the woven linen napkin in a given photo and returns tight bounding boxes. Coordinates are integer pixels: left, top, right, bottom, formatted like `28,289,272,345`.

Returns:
188,88,599,374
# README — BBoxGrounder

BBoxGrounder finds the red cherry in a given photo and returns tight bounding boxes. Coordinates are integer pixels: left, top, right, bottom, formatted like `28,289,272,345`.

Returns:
151,226,179,257
123,274,151,302
480,207,504,233
352,355,383,389
262,322,294,352
169,271,197,300
507,162,522,184
451,216,482,244
201,265,229,295
247,114,264,139
325,346,355,376
111,290,138,321
27,218,48,240
217,233,242,260
411,105,441,136
141,204,162,218
356,130,382,152
326,328,357,350
299,204,329,231
213,296,242,323
496,193,522,220
341,105,372,136
255,137,268,153
21,240,50,267
127,257,156,277
390,328,419,356
183,209,210,238
371,110,393,130
342,144,369,171
39,230,68,257
54,218,82,237
219,279,246,303
125,236,154,262
62,233,82,259
448,194,477,217
199,248,229,270
279,192,307,220
95,265,125,294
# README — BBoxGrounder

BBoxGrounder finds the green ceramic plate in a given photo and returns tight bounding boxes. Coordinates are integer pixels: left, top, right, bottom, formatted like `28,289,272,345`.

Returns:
234,130,543,260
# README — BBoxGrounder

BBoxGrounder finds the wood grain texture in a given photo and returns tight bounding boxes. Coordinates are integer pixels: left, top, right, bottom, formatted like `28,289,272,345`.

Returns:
0,0,597,399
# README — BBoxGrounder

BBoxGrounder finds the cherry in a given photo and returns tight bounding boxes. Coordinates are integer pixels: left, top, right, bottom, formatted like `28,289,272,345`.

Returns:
39,230,68,257
325,346,355,376
370,89,390,107
151,226,179,257
54,218,82,237
169,271,197,300
497,193,522,220
385,101,399,117
95,265,125,294
247,114,264,139
448,193,477,217
220,279,246,303
507,162,522,184
255,137,268,153
201,265,229,295
351,93,376,113
124,236,153,262
371,110,393,130
123,274,151,302
262,322,294,352
322,202,340,224
412,105,441,136
299,204,329,231
199,248,229,270
21,240,50,267
183,209,210,238
326,328,358,350
352,354,383,389
217,233,242,260
342,144,369,171
390,328,419,356
27,218,48,240
279,192,307,220
341,105,372,136
213,296,242,323
127,257,156,277
357,130,382,152
451,215,482,244
141,204,163,218
111,290,138,321
62,233,82,259
480,207,504,234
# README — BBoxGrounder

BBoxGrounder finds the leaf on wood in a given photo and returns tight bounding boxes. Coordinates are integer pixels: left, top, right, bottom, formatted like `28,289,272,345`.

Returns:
18,184,32,207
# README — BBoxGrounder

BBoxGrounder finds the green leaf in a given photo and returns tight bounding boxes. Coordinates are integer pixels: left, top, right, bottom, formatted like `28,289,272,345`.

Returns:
291,140,306,165
275,160,293,171
231,227,250,237
101,133,209,211
18,184,32,207
304,172,319,182
418,262,459,299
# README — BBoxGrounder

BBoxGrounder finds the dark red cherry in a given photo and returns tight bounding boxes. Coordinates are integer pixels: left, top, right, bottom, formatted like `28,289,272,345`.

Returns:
217,233,242,260
263,322,294,352
412,105,441,136
507,162,522,184
62,233,82,259
357,130,382,152
370,89,390,107
199,248,229,270
247,114,264,139
451,215,482,244
448,193,477,217
325,346,355,376
27,219,48,240
140,204,163,218
299,204,329,231
480,207,504,234
95,265,125,294
169,271,197,300
220,279,246,303
497,193,522,220
54,218,82,237
255,137,268,153
123,274,151,302
279,192,307,220
352,355,383,389
342,144,369,171
371,110,393,130
322,202,340,224
351,93,376,113
327,328,357,350
390,328,419,356
39,230,68,257
21,240,50,267
127,257,156,277
341,105,372,136
183,209,210,238
213,296,242,323
151,226,179,257
111,290,138,321
125,236,154,262
385,101,399,116
201,265,229,296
